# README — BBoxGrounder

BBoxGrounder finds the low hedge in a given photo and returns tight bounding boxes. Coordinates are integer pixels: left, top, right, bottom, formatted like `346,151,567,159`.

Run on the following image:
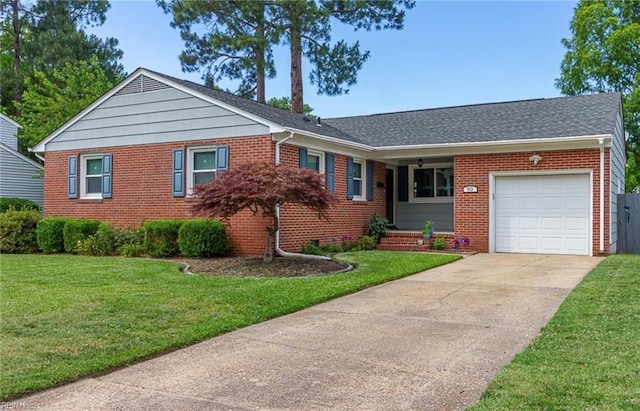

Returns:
178,219,228,258
63,219,101,253
0,197,40,213
0,209,40,253
37,217,71,254
144,219,183,258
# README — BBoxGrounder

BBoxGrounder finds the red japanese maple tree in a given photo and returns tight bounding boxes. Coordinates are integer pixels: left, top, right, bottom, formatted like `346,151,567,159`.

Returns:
192,162,336,261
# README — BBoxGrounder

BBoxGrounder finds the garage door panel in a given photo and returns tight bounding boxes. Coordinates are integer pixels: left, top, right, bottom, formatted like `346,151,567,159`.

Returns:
542,217,563,230
495,174,590,256
518,217,539,230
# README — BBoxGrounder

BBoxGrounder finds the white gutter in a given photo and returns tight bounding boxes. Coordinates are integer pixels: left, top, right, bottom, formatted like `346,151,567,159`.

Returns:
598,137,605,254
274,132,330,260
373,133,613,151
27,147,46,163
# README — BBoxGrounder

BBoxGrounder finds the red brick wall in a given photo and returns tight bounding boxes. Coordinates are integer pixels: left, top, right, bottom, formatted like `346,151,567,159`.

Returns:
277,144,387,252
44,136,386,256
44,135,275,256
454,149,610,255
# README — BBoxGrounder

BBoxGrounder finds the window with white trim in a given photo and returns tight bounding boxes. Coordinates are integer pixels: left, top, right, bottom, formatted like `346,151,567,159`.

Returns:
304,149,325,174
352,159,364,201
80,154,103,199
187,146,217,193
409,164,454,203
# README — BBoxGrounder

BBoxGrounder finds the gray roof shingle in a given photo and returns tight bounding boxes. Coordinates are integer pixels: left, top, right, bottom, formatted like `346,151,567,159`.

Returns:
323,93,621,147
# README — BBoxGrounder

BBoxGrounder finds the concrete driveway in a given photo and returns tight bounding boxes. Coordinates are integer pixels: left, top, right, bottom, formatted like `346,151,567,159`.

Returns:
12,253,602,410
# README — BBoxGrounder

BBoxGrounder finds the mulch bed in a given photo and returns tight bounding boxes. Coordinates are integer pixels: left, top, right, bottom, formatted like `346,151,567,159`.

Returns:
167,256,350,277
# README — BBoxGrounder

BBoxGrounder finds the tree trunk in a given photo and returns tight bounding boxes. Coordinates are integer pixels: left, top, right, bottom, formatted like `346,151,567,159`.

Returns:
11,0,22,116
255,2,266,103
263,212,278,262
289,3,304,114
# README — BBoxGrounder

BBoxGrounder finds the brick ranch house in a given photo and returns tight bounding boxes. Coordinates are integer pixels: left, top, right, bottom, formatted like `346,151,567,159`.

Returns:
32,68,626,257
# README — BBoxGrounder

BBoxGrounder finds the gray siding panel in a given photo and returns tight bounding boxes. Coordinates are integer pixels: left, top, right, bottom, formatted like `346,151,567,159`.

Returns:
395,202,454,231
610,110,626,253
0,117,18,151
47,87,269,152
0,148,44,208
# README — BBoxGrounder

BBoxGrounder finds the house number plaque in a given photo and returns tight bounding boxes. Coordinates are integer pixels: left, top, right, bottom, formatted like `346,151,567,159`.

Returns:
463,185,478,193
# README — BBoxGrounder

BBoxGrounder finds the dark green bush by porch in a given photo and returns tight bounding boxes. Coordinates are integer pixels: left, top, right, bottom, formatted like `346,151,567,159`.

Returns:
63,219,101,253
0,197,40,213
367,213,388,242
178,219,228,258
37,217,70,253
0,209,40,253
144,219,183,258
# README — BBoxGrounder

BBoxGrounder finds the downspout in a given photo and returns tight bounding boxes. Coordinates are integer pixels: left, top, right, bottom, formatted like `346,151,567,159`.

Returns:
274,132,330,260
598,138,605,254
28,148,45,163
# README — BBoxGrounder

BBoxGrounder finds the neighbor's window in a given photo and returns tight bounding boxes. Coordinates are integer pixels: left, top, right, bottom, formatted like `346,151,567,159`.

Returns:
81,155,103,199
410,164,453,202
353,160,364,200
188,147,217,193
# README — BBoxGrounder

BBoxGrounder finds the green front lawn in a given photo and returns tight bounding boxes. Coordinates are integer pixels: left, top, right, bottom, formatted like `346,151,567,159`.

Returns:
470,254,640,410
0,251,459,400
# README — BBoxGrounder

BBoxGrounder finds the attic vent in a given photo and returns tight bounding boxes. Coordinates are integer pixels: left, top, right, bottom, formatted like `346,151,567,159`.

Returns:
115,75,170,96
142,75,169,92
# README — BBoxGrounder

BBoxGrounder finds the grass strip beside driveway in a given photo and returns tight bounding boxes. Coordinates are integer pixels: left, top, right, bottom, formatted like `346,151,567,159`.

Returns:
0,251,459,400
470,254,640,410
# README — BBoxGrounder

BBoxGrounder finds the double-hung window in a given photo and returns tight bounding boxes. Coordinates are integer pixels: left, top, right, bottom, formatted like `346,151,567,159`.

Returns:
409,164,454,203
301,149,325,174
187,146,218,194
352,160,364,200
77,154,111,199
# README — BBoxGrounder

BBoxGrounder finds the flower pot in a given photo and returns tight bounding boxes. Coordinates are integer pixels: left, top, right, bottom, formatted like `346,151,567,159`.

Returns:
417,239,424,246
423,233,431,240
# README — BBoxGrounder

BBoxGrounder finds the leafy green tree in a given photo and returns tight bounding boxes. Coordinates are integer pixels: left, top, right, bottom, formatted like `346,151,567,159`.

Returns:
266,96,314,117
0,0,123,117
18,56,118,152
157,0,277,102
556,0,640,192
159,0,414,113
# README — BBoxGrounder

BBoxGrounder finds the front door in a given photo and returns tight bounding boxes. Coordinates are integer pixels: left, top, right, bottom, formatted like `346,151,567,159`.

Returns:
386,168,394,225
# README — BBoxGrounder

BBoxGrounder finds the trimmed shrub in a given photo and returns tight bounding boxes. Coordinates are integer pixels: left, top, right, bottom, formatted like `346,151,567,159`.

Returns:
77,223,118,256
431,235,447,250
0,208,40,253
178,219,228,258
144,219,183,258
119,243,145,258
358,235,377,250
301,241,324,256
63,219,101,253
37,217,70,253
0,197,40,213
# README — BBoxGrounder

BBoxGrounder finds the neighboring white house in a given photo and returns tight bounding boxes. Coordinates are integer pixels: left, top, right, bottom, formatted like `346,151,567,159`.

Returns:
0,113,44,208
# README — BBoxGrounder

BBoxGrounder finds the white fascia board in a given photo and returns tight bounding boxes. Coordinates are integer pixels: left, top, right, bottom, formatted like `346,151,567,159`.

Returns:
31,68,287,153
140,70,286,133
0,113,22,129
278,128,374,152
0,143,44,169
371,134,613,160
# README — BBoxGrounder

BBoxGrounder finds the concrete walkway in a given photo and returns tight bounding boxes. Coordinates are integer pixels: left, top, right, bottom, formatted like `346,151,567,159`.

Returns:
12,254,602,410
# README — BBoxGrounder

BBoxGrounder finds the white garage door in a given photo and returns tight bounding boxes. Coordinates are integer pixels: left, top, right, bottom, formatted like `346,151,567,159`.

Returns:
495,174,590,255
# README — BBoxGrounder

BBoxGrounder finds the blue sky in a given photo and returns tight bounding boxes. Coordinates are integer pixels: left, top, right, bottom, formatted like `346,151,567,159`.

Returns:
89,0,577,118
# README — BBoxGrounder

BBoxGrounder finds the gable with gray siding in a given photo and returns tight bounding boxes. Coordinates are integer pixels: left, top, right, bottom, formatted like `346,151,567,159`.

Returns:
0,144,44,208
44,74,270,152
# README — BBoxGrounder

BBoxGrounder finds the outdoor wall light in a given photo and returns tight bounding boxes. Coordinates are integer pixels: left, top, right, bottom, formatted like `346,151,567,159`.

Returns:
529,154,542,165
417,158,424,168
